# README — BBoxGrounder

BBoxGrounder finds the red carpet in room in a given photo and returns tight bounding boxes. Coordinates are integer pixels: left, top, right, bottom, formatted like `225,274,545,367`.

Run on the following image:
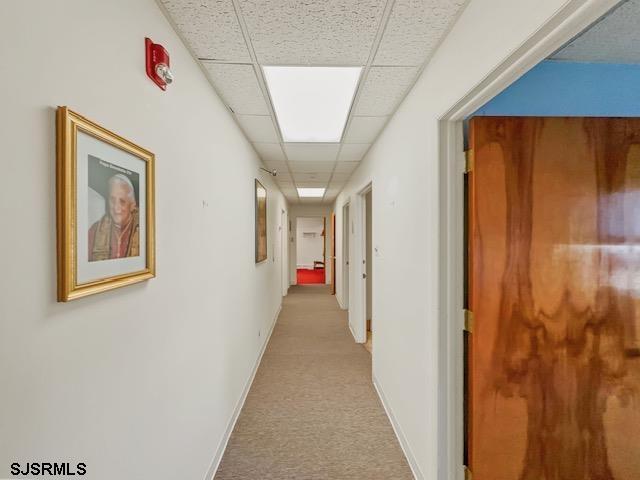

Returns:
297,268,325,284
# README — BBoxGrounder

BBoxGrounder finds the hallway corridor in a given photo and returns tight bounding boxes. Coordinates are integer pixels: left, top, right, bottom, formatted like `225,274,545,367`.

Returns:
215,286,413,479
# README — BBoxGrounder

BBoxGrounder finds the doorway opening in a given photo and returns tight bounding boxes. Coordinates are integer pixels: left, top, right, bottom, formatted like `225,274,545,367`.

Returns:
342,202,350,309
443,3,640,479
295,216,326,285
281,209,288,296
361,187,373,354
330,213,337,295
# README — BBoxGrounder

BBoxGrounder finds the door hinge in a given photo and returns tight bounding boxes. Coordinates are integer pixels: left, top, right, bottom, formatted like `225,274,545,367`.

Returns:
362,273,367,279
464,309,474,333
464,465,473,480
465,149,474,173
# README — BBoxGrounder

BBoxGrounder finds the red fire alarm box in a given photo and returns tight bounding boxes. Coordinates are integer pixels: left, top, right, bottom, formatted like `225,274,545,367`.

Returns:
145,38,173,90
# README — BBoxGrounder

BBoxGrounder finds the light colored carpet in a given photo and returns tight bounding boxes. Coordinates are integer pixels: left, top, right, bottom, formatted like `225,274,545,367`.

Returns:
214,285,414,480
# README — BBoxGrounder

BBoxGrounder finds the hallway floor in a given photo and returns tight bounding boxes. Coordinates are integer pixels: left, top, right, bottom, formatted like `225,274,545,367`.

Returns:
214,285,413,480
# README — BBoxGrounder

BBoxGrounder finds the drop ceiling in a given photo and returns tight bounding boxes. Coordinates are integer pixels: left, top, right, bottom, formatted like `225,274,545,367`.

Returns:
551,0,640,63
159,0,467,203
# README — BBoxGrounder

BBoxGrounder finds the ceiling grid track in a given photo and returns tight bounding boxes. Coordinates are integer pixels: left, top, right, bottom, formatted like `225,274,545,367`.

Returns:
229,0,302,202
154,0,296,198
157,0,472,204
324,0,474,201
322,0,396,202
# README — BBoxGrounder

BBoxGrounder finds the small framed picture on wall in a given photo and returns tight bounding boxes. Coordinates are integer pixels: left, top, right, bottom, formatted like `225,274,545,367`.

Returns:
255,179,268,263
56,107,156,301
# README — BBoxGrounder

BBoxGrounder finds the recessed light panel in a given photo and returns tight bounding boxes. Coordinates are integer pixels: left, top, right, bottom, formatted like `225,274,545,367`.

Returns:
263,66,361,143
297,188,326,198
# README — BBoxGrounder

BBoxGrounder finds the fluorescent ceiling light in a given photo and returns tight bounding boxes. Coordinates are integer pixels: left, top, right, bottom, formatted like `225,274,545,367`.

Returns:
263,66,361,143
297,187,325,198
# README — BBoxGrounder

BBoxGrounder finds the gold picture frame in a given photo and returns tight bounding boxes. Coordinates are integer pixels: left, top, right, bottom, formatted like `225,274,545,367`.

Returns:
56,107,155,301
255,179,268,263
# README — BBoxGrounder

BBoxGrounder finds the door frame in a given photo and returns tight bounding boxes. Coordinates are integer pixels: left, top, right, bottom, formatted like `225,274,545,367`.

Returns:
437,1,619,478
342,201,351,310
281,208,288,297
330,213,337,294
352,182,372,344
293,215,327,284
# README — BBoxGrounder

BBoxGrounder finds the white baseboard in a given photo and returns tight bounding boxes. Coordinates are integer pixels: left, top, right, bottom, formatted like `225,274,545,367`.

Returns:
203,304,282,480
348,321,359,343
372,374,423,480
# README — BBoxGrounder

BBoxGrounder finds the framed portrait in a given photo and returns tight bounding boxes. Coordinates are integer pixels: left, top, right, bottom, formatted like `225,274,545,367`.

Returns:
255,179,267,263
56,107,155,301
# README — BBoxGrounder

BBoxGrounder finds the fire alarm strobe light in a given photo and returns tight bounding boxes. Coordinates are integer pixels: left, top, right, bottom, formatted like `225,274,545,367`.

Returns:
145,38,173,90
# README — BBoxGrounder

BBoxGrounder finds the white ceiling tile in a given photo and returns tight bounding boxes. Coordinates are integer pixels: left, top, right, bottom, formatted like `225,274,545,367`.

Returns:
253,143,286,162
161,0,464,167
374,0,467,66
294,172,331,182
355,67,418,116
334,161,359,173
263,160,288,172
344,116,388,143
331,172,353,181
552,1,640,63
238,0,386,65
296,180,329,187
235,115,279,142
160,0,250,62
288,161,336,173
284,144,340,162
277,170,294,177
338,143,370,162
203,64,269,114
276,170,294,180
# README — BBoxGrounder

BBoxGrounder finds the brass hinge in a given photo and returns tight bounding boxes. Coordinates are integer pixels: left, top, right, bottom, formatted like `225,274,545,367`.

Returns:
464,309,474,333
465,149,474,173
464,465,473,480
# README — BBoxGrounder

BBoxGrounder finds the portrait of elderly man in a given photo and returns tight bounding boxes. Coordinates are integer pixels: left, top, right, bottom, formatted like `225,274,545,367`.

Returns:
88,173,140,261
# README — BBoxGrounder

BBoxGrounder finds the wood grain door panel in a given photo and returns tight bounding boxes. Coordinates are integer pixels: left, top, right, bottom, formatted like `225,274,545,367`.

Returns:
468,117,640,480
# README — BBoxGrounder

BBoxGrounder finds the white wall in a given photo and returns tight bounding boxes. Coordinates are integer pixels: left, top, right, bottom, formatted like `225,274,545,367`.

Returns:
365,191,372,323
0,1,287,479
332,0,594,477
288,205,333,285
296,217,325,269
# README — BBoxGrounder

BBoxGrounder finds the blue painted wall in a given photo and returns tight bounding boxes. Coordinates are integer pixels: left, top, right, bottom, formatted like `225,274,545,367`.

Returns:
473,60,640,117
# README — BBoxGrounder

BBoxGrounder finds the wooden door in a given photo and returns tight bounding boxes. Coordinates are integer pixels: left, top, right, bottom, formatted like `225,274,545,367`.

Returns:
467,117,640,480
331,213,336,294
